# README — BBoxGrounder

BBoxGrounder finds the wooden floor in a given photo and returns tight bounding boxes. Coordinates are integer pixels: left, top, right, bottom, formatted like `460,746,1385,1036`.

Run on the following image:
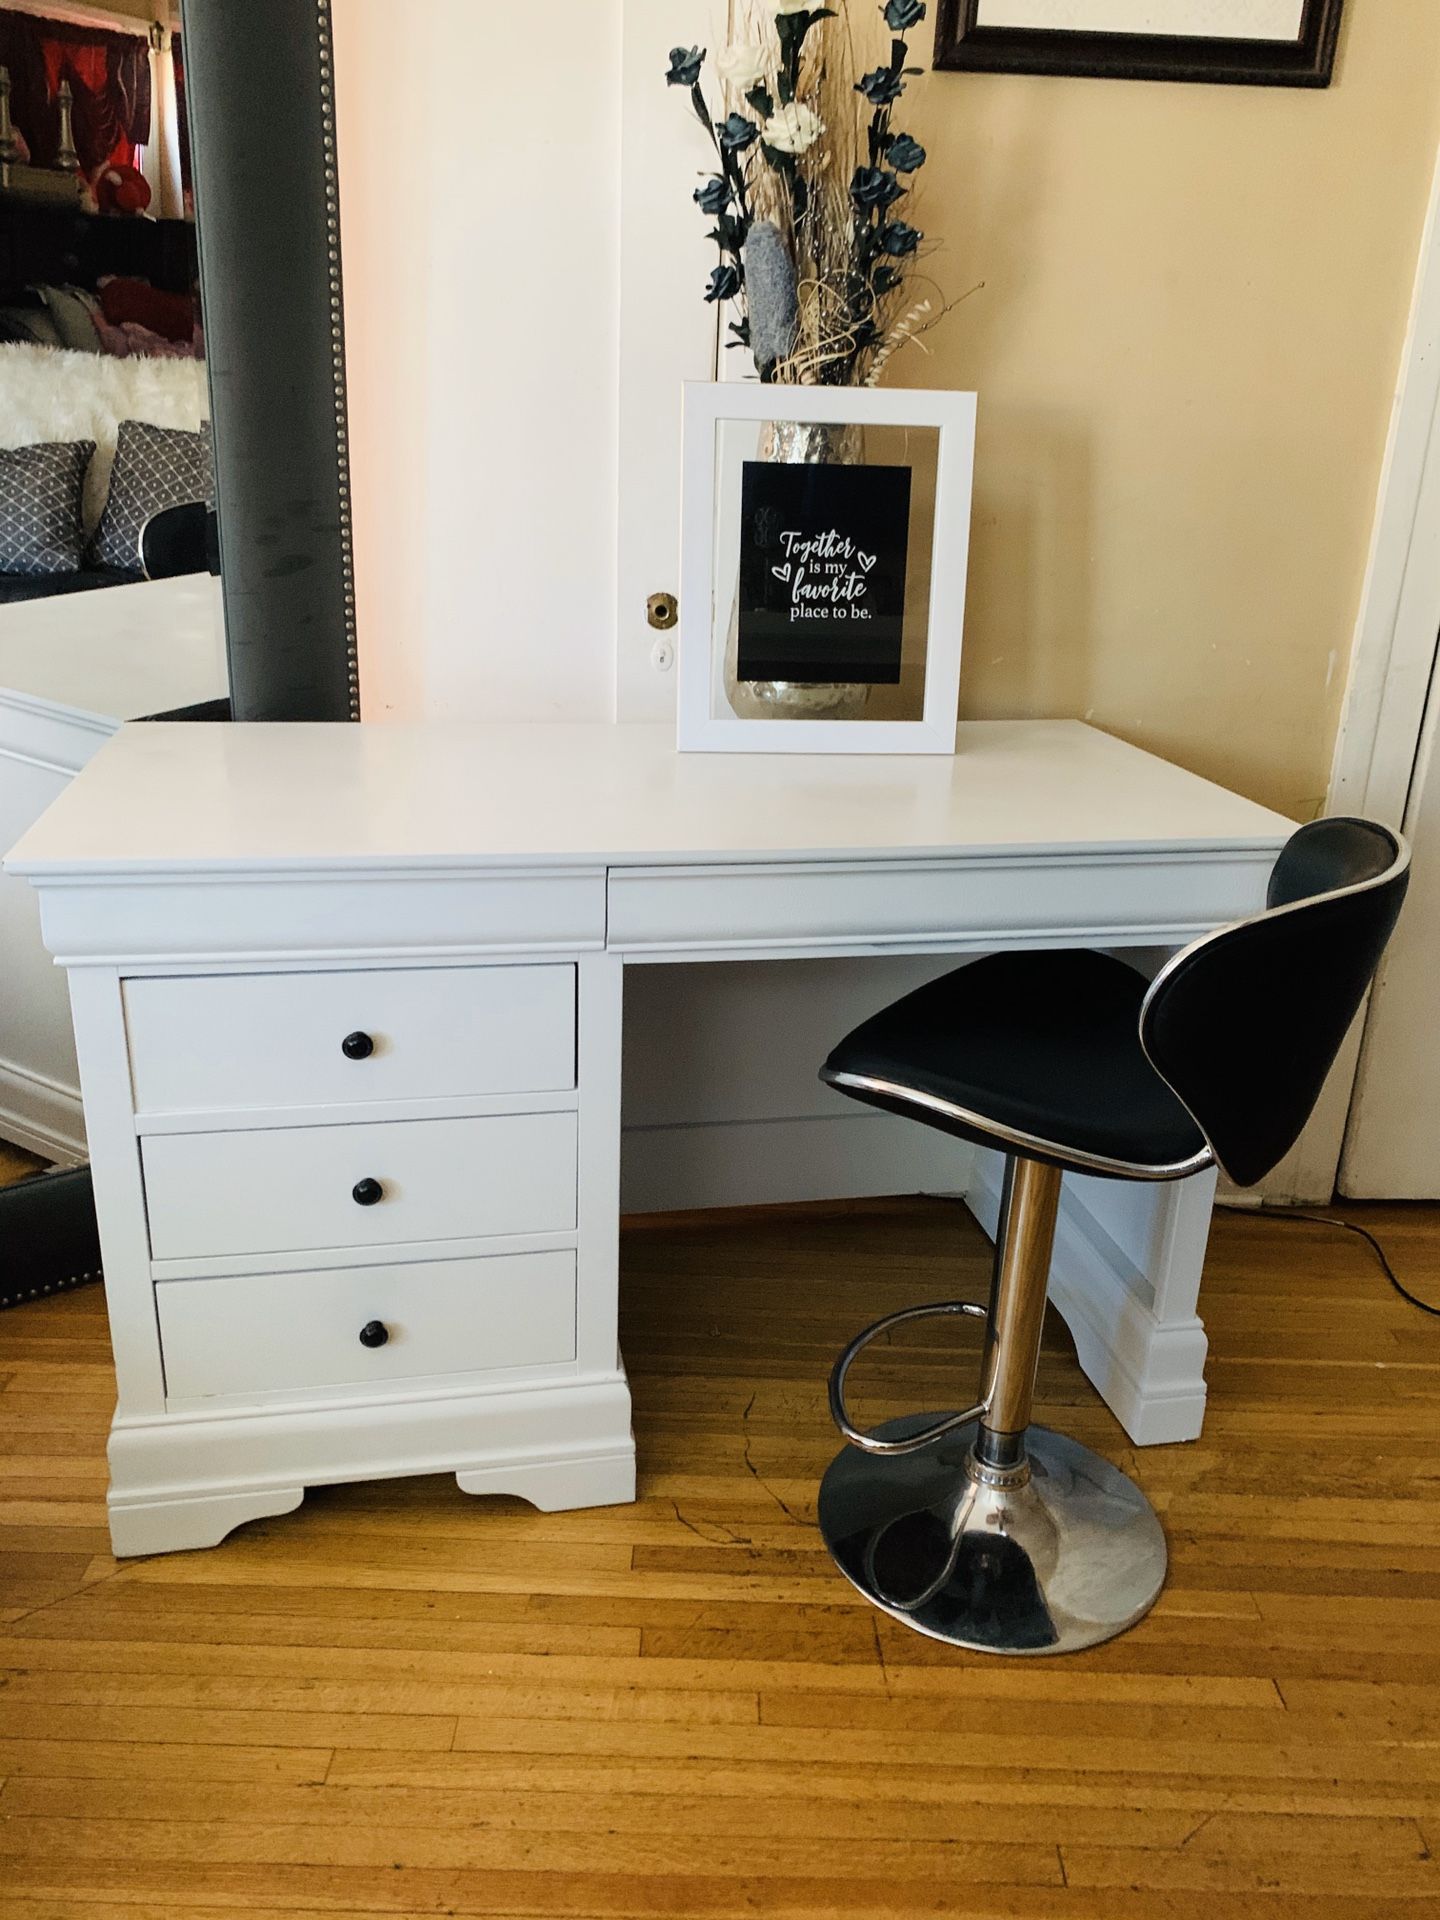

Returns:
1,1188,1439,1918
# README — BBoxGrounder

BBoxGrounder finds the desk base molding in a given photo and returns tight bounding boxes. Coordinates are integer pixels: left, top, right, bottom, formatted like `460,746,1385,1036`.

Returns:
105,1372,636,1557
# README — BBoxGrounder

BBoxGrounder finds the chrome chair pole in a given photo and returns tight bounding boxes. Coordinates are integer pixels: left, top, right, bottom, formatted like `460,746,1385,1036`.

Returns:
975,1157,1060,1471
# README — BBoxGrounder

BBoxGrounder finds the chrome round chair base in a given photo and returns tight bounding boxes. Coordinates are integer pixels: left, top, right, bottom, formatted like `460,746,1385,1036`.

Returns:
819,1417,1167,1656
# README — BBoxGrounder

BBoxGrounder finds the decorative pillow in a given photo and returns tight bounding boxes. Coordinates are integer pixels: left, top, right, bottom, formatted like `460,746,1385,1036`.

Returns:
0,440,95,576
89,418,214,573
35,285,102,355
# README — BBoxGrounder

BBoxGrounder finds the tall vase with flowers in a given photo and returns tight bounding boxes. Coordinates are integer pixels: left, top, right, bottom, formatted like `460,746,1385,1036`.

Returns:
666,2,947,717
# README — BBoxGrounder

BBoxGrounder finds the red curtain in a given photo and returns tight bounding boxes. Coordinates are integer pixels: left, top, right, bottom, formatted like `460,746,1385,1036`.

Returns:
0,7,150,176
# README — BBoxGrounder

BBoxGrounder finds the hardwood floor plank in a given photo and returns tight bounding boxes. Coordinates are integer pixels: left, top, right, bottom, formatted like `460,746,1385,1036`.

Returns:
0,1703,456,1751
2,1777,1430,1856
0,1815,1070,1882
321,1748,1440,1819
0,1738,333,1784
0,1859,1434,1918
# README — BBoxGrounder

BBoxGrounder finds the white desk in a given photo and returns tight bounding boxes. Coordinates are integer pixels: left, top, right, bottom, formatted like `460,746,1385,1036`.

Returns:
8,718,1293,1556
0,575,227,1160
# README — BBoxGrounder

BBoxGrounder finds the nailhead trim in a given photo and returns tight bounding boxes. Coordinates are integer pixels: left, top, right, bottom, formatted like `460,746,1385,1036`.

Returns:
315,0,361,719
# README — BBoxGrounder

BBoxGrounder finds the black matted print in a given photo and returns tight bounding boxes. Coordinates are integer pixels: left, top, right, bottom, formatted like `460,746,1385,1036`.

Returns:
736,461,912,685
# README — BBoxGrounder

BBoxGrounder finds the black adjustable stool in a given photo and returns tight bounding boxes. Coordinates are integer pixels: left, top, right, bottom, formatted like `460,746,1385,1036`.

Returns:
817,818,1409,1655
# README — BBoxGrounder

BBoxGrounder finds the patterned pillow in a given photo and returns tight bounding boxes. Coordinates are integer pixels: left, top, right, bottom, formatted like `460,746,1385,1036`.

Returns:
89,418,214,573
36,285,103,354
0,440,95,576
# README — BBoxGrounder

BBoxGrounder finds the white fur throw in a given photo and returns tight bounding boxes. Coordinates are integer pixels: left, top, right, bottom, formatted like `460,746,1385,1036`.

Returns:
0,342,208,533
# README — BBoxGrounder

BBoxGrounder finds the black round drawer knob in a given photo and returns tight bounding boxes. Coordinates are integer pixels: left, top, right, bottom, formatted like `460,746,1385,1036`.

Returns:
351,1177,384,1207
342,1031,375,1061
358,1320,389,1350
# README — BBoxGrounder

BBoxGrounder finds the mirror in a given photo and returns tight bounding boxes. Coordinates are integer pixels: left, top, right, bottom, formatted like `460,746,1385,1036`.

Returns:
0,0,354,1173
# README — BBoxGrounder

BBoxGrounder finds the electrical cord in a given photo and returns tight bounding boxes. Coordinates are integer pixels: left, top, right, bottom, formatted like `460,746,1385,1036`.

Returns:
1216,1203,1440,1318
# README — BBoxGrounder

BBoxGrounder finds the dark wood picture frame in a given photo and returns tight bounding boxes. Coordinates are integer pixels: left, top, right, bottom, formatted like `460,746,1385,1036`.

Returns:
934,0,1344,88
180,0,359,720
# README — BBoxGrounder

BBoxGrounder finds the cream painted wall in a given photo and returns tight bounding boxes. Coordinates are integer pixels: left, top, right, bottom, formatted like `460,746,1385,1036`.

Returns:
337,1,1440,813
894,1,1440,817
334,0,622,722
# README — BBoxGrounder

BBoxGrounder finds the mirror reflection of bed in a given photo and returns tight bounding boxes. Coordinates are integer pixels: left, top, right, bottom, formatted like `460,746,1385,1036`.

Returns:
0,0,227,1161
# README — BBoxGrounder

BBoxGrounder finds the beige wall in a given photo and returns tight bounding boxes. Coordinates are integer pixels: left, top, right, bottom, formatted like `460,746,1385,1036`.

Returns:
335,0,623,724
896,2,1440,817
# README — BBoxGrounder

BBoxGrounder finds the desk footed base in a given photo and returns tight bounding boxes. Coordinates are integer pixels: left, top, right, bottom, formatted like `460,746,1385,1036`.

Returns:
105,1371,636,1557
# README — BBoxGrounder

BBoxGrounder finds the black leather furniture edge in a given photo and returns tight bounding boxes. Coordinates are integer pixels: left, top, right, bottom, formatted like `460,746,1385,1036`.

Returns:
0,1165,103,1311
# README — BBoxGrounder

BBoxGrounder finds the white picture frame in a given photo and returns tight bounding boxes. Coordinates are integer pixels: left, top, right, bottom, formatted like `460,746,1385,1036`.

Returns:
677,382,977,755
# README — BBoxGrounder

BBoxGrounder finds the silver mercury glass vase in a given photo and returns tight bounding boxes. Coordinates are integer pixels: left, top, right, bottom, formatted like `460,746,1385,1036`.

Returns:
727,417,871,721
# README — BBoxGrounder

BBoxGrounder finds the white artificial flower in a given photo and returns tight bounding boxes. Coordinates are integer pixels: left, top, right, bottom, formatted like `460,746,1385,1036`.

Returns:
774,1,812,13
763,101,825,155
717,43,770,91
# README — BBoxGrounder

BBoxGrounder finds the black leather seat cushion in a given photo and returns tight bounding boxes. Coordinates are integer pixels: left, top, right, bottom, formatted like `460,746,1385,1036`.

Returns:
822,950,1208,1176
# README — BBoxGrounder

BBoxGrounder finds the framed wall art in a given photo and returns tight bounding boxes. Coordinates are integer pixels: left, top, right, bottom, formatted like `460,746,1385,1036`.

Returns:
934,1,1344,87
678,383,976,755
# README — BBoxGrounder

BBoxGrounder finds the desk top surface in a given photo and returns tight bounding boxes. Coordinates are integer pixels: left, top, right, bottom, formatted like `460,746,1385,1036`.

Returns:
0,575,227,725
8,718,1295,877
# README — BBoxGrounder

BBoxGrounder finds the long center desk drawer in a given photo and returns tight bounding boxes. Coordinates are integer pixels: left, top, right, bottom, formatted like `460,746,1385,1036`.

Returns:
124,963,576,1115
157,1250,577,1403
604,858,1260,952
142,1112,578,1262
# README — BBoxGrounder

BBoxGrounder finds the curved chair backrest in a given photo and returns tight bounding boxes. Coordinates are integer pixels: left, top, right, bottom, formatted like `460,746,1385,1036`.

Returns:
140,501,215,581
1140,818,1410,1188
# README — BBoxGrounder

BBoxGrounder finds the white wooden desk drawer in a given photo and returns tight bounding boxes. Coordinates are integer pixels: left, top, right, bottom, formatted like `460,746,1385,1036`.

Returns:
142,1112,577,1263
605,857,1270,954
124,964,576,1116
157,1250,577,1403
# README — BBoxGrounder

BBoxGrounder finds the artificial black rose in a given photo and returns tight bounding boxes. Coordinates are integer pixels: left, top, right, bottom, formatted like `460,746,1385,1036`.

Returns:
851,166,904,210
879,220,921,256
666,46,705,88
705,264,741,303
717,112,760,151
694,176,731,216
872,263,902,293
778,6,838,39
884,0,926,31
856,66,905,106
885,133,926,173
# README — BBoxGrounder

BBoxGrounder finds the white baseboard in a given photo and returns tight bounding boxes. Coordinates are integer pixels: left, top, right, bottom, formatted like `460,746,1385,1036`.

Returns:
964,1149,1208,1447
0,1054,86,1165
620,1109,966,1214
